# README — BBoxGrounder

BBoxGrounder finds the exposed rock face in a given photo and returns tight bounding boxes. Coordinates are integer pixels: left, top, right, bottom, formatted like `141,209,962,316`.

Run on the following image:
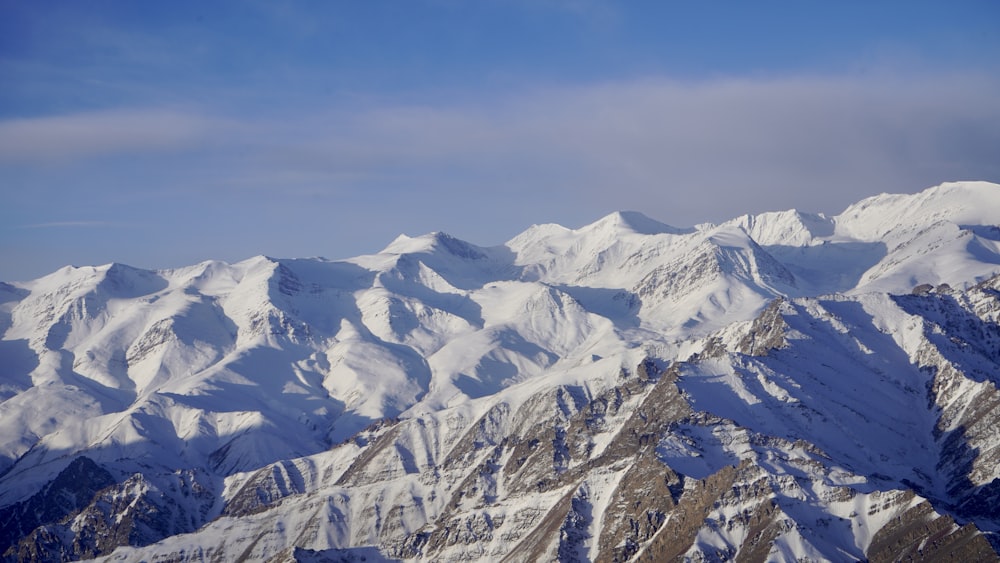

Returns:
737,298,789,356
890,277,1000,525
9,306,1000,561
6,468,215,562
867,498,998,563
0,457,115,558
225,460,308,517
174,354,998,562
2,183,1000,561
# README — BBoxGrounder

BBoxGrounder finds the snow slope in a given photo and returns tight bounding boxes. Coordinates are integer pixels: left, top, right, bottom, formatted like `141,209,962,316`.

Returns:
1,181,999,561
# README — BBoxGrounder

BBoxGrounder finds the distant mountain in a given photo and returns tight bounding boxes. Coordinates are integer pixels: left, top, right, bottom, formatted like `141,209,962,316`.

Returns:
1,181,999,561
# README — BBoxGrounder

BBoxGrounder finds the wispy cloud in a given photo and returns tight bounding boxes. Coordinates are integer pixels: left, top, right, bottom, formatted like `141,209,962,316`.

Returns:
4,70,998,274
16,221,117,229
0,109,225,162
224,71,1000,223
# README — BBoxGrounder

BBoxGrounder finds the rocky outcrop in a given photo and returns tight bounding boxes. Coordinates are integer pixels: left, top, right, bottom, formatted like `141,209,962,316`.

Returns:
867,499,998,562
225,460,307,517
0,457,115,559
7,468,214,562
737,298,789,356
3,188,1000,561
7,335,1000,563
893,276,1000,524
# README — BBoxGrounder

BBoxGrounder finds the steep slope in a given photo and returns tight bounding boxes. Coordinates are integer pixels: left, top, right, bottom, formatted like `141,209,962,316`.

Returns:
0,181,998,561
726,181,1000,295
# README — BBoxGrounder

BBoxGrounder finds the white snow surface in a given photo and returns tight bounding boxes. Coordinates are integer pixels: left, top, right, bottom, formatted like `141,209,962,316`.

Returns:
1,181,999,561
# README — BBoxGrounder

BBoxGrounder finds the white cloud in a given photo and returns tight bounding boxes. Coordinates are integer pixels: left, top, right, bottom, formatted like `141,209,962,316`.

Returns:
4,71,998,231
244,71,1000,223
0,109,223,161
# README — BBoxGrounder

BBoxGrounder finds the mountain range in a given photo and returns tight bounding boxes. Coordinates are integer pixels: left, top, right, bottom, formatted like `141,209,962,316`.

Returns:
1,181,1000,561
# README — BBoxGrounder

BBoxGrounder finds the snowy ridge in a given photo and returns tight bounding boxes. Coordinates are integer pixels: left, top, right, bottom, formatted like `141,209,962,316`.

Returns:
0,181,999,561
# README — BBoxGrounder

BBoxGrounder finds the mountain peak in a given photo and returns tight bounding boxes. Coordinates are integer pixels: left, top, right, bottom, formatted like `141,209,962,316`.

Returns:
3,182,1000,561
836,180,1000,240
584,210,686,236
721,209,834,247
382,231,486,260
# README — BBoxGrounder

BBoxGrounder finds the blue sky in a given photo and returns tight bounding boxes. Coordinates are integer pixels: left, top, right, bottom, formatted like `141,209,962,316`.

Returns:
2,1,999,281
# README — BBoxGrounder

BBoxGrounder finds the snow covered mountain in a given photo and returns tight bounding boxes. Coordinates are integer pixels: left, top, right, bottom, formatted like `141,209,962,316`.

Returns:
1,181,1000,561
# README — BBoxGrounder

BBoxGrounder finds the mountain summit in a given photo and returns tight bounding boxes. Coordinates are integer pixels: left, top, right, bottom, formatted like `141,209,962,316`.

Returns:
1,182,1000,561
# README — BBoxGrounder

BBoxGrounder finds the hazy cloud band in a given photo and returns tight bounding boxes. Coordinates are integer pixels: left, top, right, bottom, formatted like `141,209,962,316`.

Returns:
3,71,998,225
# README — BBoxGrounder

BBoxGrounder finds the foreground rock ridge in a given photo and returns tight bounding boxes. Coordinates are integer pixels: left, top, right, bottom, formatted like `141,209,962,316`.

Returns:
1,181,999,561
